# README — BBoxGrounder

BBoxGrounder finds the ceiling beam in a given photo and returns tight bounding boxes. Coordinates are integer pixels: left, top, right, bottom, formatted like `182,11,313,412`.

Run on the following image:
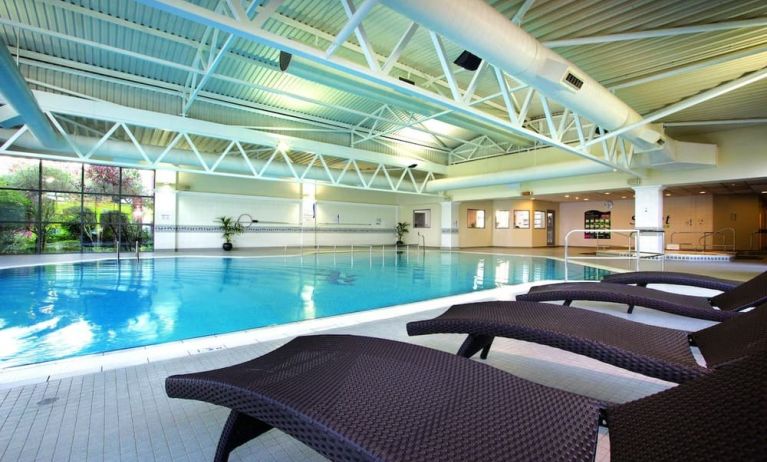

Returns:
133,0,641,176
587,66,767,146
663,119,767,127
544,17,767,48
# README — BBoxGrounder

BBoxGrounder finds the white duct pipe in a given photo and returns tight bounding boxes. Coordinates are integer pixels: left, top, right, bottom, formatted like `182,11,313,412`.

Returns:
0,130,419,192
425,160,610,192
381,0,663,149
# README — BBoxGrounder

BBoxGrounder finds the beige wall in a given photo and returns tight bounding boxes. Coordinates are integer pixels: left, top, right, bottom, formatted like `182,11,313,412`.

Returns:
712,195,763,250
492,199,558,247
558,199,634,247
664,195,713,249
458,200,493,247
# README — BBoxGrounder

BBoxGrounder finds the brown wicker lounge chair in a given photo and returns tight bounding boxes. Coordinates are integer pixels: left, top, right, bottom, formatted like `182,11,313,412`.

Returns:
407,301,767,383
601,270,743,291
516,270,767,321
166,335,767,462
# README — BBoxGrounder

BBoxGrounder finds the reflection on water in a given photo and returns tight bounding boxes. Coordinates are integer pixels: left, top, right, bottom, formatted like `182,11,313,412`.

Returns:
0,253,610,366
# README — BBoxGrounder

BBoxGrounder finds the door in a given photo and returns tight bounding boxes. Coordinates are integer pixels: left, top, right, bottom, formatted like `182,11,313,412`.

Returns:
546,210,555,246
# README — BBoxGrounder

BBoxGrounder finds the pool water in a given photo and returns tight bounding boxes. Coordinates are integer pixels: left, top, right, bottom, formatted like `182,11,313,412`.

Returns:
0,252,609,367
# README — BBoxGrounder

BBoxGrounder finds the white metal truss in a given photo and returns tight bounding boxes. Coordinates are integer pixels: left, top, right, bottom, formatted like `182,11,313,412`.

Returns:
134,0,644,176
0,91,442,195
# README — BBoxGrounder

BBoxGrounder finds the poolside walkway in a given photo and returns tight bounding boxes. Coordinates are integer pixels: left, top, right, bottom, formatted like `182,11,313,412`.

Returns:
0,248,764,461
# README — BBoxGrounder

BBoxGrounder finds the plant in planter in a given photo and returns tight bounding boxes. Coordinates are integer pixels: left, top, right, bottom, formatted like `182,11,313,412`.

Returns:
395,222,410,246
215,216,243,251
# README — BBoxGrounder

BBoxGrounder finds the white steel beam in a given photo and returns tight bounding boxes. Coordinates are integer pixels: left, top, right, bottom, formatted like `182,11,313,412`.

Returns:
29,90,447,174
382,21,418,75
587,67,767,147
133,0,640,175
511,0,535,25
544,17,767,47
327,0,380,58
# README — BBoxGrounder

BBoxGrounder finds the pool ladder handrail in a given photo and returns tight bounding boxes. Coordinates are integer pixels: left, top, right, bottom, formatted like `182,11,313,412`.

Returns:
563,228,665,280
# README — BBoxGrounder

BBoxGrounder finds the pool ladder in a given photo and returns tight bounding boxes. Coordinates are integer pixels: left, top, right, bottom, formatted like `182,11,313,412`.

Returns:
115,240,141,261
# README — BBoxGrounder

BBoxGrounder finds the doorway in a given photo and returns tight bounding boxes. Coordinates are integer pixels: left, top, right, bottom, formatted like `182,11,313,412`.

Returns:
546,210,555,246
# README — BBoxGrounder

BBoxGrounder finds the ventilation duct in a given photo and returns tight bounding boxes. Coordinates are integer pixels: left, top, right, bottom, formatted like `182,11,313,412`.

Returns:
0,130,422,193
381,0,665,150
424,160,610,193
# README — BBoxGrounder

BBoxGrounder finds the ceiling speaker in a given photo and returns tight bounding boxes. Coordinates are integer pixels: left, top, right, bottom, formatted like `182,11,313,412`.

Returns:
279,51,292,71
453,50,482,71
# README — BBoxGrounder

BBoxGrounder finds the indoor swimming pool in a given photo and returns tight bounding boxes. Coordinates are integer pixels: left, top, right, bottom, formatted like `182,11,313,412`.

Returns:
0,251,609,366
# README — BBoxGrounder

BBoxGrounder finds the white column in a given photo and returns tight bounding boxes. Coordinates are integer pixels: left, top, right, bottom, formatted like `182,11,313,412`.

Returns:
153,170,178,250
440,201,460,249
633,185,665,254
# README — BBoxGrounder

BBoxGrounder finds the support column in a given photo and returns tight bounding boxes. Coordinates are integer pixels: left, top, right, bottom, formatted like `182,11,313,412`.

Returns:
154,170,178,250
440,201,460,249
632,185,665,255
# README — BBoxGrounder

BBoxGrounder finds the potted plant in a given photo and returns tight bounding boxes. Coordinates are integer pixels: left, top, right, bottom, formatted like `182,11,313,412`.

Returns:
215,216,243,251
395,222,409,246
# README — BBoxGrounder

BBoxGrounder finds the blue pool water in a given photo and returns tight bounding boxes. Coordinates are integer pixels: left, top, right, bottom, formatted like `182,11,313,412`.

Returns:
0,252,608,366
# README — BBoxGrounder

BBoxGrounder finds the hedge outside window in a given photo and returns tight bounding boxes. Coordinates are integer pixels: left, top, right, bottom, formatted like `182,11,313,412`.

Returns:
495,210,509,229
467,209,485,228
0,156,155,255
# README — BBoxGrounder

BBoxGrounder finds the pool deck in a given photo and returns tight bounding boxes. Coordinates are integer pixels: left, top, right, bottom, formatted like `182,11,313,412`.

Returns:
0,248,764,461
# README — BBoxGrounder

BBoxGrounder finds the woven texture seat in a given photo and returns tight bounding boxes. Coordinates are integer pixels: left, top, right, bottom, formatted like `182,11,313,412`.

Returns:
602,271,741,291
407,301,767,383
167,335,603,462
166,335,767,461
605,350,767,461
517,282,747,321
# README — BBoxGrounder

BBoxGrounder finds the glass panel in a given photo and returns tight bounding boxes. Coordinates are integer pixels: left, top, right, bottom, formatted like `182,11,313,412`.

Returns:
41,222,83,253
121,168,154,196
84,165,120,194
495,210,509,229
83,194,121,223
119,224,154,251
513,210,530,229
413,209,430,228
42,160,82,191
534,210,546,229
121,196,154,224
0,223,37,254
0,188,35,222
467,209,485,229
0,156,39,189
42,192,82,221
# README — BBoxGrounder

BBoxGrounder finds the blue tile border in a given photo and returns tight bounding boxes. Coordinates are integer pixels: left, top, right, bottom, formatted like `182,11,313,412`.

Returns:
156,225,395,234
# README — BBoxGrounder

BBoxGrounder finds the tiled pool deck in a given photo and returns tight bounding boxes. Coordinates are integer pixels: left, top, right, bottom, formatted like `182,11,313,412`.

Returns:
0,248,764,461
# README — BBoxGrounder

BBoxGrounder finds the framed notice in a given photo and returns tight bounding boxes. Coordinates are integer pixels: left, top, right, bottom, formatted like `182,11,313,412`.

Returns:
584,210,611,239
533,210,546,229
513,210,530,229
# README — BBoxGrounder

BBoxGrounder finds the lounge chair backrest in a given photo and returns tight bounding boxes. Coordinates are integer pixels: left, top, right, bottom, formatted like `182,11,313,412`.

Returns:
690,303,767,368
606,349,767,462
710,270,767,311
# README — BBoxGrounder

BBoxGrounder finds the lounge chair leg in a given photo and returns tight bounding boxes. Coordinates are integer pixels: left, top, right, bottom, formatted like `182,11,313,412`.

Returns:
627,304,635,314
214,410,273,462
563,300,572,307
457,334,495,359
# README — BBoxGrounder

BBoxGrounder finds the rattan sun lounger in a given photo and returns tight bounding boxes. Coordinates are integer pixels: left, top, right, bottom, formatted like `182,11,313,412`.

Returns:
407,301,767,383
601,270,743,291
516,270,767,321
166,334,766,462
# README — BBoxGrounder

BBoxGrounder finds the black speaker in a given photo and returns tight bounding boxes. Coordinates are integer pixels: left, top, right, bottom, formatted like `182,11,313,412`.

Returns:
279,51,292,71
453,50,482,71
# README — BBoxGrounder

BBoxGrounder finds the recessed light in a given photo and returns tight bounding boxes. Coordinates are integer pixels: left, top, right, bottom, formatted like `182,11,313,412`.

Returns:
621,196,627,199
762,191,767,194
583,198,589,201
699,191,706,194
665,193,671,197
604,192,610,195
564,194,570,198
575,196,579,200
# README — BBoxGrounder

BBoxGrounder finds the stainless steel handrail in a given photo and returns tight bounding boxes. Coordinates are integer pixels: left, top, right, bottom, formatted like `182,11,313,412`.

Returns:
564,228,665,280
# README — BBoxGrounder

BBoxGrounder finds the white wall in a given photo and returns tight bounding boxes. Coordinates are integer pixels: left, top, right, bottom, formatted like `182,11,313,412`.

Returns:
398,203,442,247
558,199,635,247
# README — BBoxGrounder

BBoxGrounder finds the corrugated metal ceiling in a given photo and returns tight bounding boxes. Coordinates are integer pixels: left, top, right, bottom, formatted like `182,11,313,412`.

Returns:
0,0,764,165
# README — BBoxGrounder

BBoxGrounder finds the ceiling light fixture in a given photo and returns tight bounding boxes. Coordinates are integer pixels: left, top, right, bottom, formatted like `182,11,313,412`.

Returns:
699,191,706,194
564,194,570,198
